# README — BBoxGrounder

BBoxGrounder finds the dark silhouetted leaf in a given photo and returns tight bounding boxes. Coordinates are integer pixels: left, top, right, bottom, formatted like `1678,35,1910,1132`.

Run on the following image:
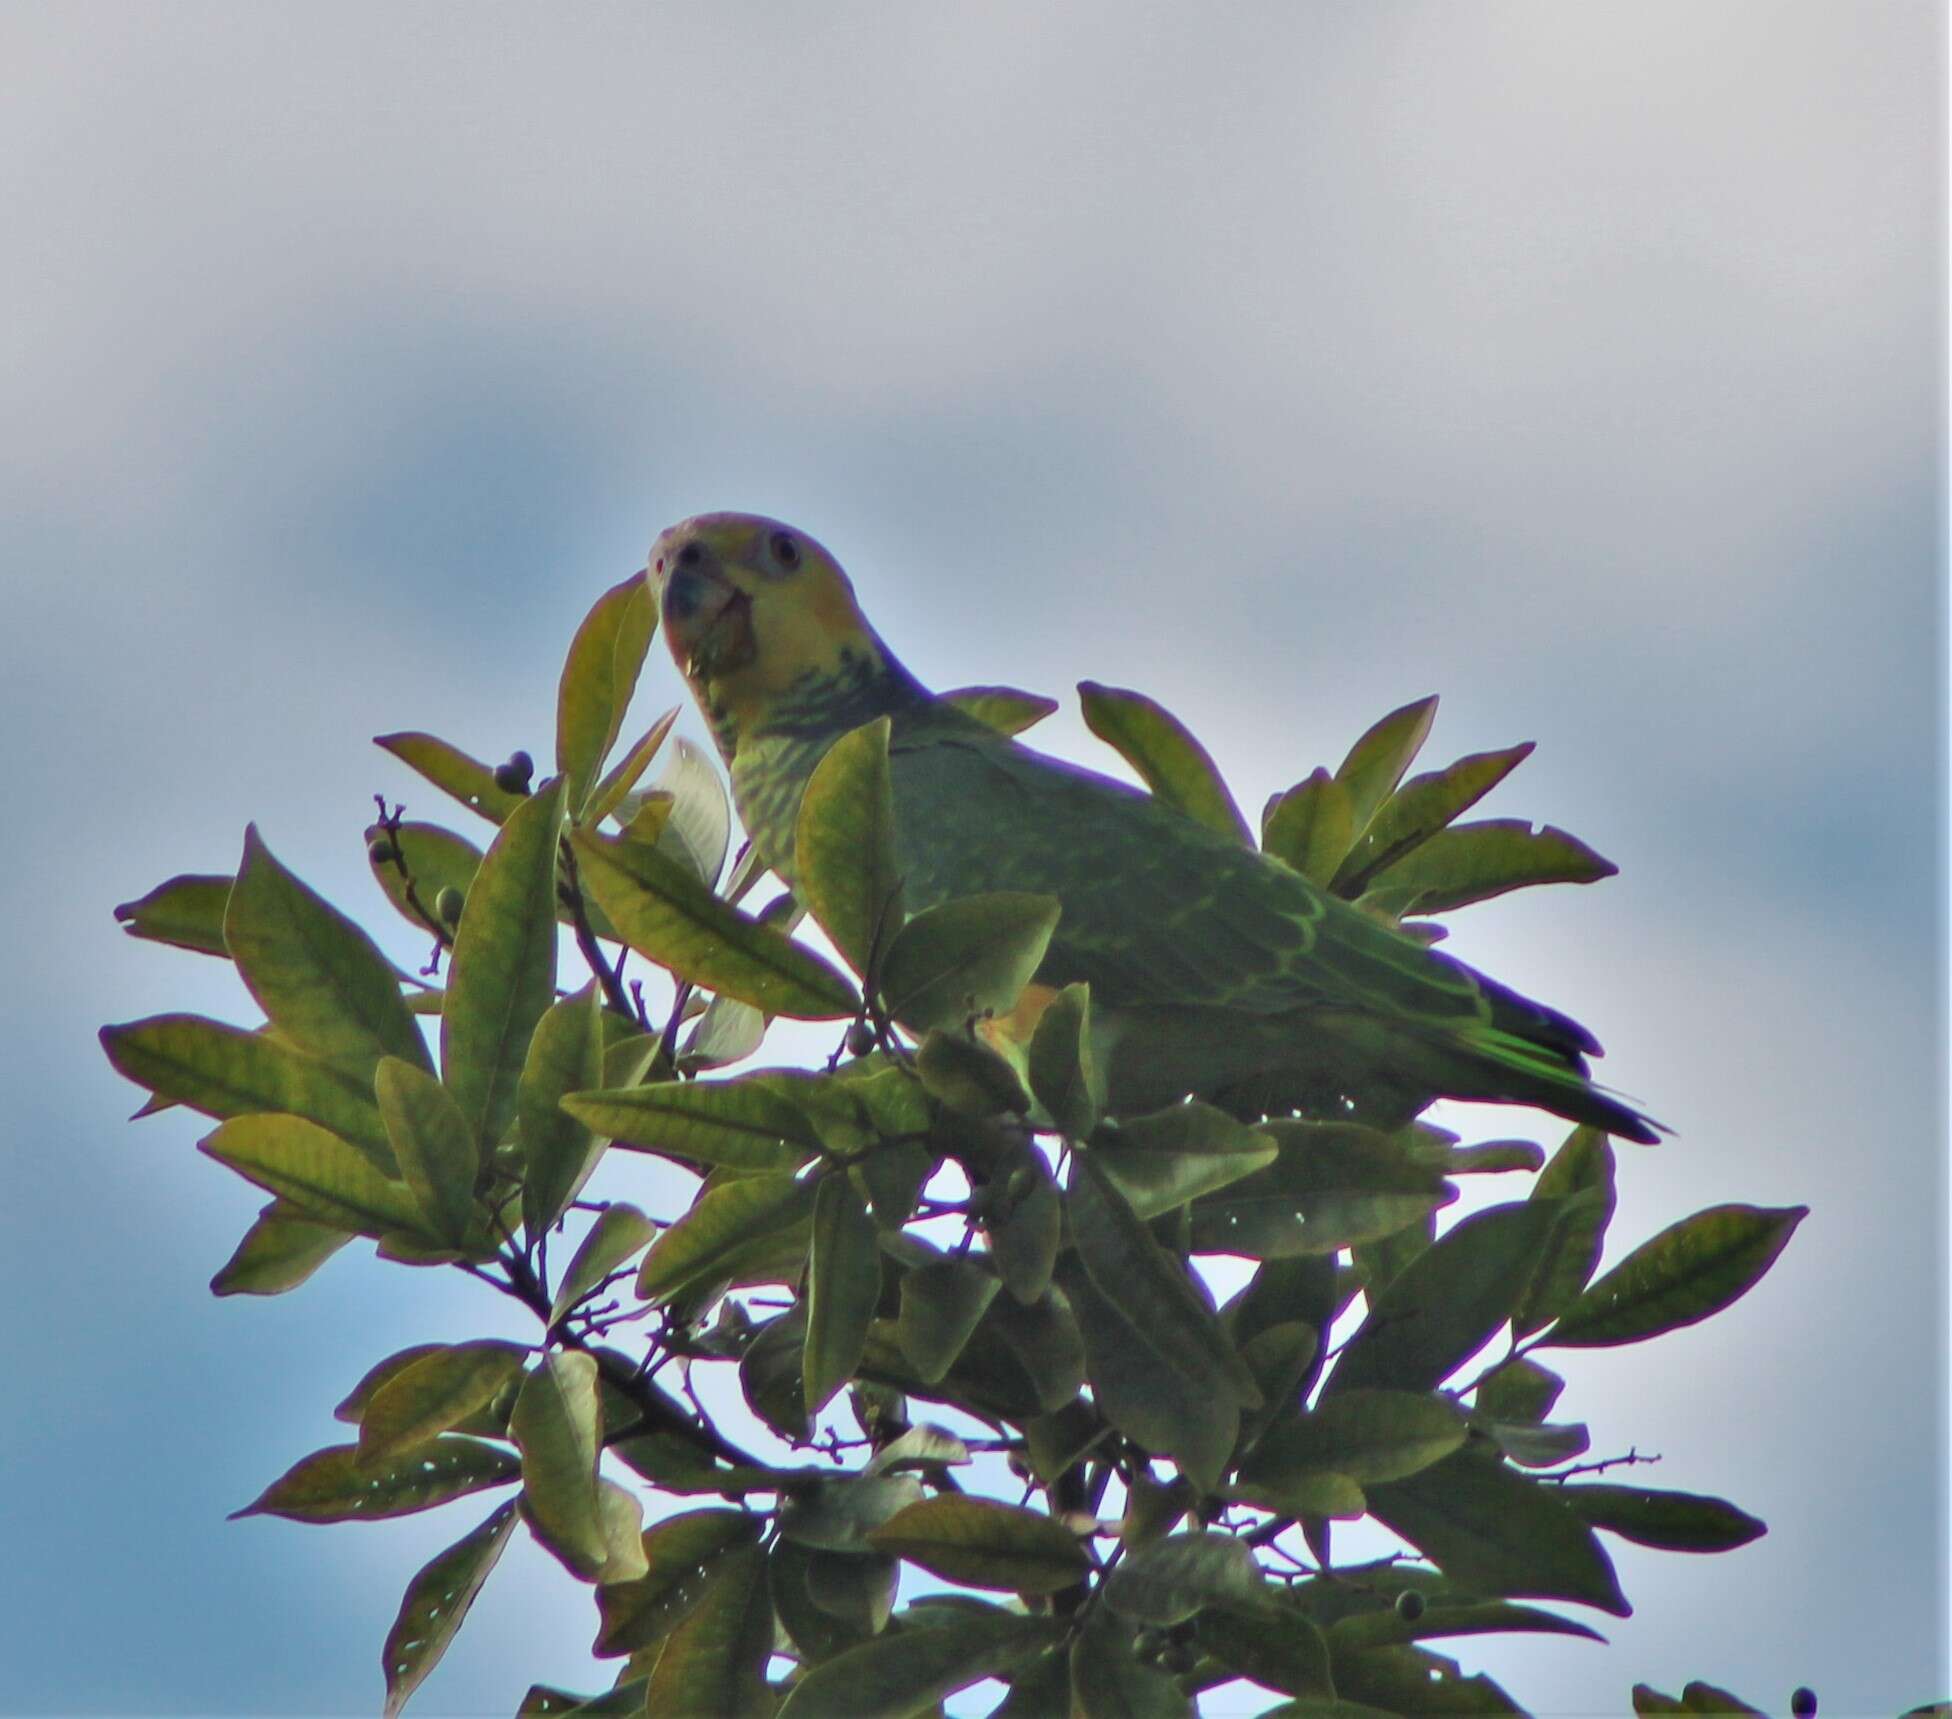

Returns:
1512,1128,1616,1338
868,1495,1091,1594
1366,1451,1629,1615
1026,982,1103,1139
776,1609,1064,1718
1089,1100,1277,1219
897,1255,1001,1383
1195,1599,1334,1697
1543,1205,1807,1348
1069,1600,1193,1718
1103,1530,1263,1624
805,1175,881,1414
232,1437,519,1522
1327,1201,1558,1395
1564,1485,1765,1552
381,1499,518,1717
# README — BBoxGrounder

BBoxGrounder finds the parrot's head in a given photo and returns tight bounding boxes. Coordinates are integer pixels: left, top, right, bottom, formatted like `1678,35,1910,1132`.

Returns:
650,512,886,746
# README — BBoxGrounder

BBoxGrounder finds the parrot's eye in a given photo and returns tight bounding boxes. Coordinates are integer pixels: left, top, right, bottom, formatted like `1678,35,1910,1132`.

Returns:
676,541,704,568
770,531,800,570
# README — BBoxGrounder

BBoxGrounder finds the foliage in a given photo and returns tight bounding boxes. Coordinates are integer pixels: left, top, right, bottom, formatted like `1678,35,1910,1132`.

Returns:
103,571,1829,1717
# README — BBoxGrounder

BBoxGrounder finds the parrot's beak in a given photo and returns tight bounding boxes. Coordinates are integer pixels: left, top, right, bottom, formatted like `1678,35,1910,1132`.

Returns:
660,556,757,681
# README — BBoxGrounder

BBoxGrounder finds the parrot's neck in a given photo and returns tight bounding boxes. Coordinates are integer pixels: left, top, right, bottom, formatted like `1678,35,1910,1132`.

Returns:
713,644,932,881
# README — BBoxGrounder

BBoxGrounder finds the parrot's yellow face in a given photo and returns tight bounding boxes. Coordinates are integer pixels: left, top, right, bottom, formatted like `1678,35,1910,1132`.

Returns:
649,512,875,737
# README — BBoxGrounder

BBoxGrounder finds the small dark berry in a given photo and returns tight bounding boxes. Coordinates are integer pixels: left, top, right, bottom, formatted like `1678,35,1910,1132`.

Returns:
492,751,534,795
1790,1689,1817,1718
435,885,465,925
1394,1588,1426,1622
845,1021,877,1057
367,837,397,866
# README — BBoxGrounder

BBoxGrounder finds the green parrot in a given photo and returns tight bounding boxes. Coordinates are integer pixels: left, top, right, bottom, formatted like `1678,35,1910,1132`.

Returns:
649,511,1656,1142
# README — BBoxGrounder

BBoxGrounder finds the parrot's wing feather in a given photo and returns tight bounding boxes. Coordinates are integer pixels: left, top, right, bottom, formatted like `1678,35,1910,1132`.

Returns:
887,719,1487,1026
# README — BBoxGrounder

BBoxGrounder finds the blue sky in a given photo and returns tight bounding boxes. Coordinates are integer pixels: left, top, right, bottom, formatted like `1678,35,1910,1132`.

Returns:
3,5,1943,1714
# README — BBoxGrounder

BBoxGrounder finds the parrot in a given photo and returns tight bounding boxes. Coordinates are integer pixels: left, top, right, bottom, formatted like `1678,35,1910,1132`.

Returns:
648,510,1657,1143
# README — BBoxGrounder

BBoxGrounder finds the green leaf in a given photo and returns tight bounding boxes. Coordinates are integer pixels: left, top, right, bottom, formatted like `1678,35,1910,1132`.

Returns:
584,707,680,830
1190,1121,1452,1259
1238,1390,1466,1510
1103,1530,1263,1624
511,1351,607,1579
546,1204,657,1325
641,1541,773,1717
768,1539,896,1663
1196,1599,1334,1697
1543,1205,1808,1348
114,872,233,956
1328,1644,1528,1715
102,1013,395,1169
375,1056,482,1246
777,1610,1065,1719
595,1509,762,1657
897,1256,1001,1383
199,1113,423,1234
1026,982,1103,1139
868,1495,1090,1595
359,1342,528,1468
1365,1452,1629,1614
1563,1485,1765,1552
940,684,1060,735
635,1174,816,1303
1079,680,1252,845
224,826,431,1080
571,827,858,1020
1060,1259,1238,1494
1325,1590,1603,1654
878,892,1061,1033
381,1498,518,1717
1088,1100,1277,1220
1262,770,1357,886
1474,1357,1564,1424
440,775,565,1153
232,1437,519,1522
519,985,609,1238
644,735,733,888
375,731,526,825
564,1076,820,1174
364,819,485,937
1359,818,1619,917
210,1200,352,1296
804,1176,881,1414
557,570,657,819
1334,696,1439,834
1512,1129,1616,1338
1069,1601,1193,1719
1331,744,1533,896
780,1475,925,1552
1631,1685,1769,1716
915,1028,1031,1116
678,993,768,1073
796,715,905,975
1326,1201,1560,1395
864,1424,973,1477
982,1289,1088,1414
987,1151,1062,1304
1069,1154,1261,1411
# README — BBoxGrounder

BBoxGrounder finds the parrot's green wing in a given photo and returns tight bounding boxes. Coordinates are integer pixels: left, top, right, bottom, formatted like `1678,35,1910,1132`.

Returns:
882,704,1655,1141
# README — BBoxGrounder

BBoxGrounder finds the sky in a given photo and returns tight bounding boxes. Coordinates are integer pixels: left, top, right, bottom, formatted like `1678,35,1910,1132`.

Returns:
2,5,1944,1715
